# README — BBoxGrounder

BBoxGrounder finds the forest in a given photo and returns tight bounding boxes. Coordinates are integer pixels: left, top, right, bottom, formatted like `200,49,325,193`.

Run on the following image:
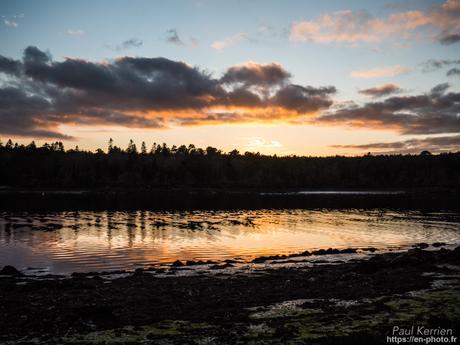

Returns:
0,138,459,190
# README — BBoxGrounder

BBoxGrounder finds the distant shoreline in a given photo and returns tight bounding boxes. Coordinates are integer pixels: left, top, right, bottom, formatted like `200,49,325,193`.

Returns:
0,187,459,211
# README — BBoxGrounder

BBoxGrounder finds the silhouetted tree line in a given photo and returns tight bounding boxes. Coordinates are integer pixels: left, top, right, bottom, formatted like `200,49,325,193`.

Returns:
0,138,459,189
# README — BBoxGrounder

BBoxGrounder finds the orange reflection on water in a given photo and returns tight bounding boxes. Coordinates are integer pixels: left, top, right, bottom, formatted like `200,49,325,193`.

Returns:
1,209,460,274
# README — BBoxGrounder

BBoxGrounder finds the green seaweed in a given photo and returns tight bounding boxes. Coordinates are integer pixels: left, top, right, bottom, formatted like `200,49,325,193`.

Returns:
62,320,213,344
59,281,460,345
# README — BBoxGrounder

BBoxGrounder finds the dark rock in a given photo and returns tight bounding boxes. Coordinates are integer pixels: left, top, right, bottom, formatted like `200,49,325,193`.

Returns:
413,243,429,249
0,265,22,276
340,248,358,254
312,248,340,255
133,268,144,276
185,260,206,266
445,246,460,262
224,259,238,264
71,271,101,278
389,248,434,267
252,256,268,263
42,274,65,279
362,247,377,253
210,263,234,270
312,249,326,255
252,252,307,263
171,260,184,267
432,242,446,247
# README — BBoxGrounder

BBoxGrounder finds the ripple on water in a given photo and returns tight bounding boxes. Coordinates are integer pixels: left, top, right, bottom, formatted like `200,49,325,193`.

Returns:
0,209,460,274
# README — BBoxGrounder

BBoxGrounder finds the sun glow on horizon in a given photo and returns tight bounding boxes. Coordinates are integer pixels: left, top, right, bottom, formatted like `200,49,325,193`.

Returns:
0,0,459,155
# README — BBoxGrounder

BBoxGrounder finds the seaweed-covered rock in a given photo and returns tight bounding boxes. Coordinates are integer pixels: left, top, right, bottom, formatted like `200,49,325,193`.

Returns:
0,265,22,276
210,263,234,270
133,268,144,276
413,243,429,249
172,260,184,267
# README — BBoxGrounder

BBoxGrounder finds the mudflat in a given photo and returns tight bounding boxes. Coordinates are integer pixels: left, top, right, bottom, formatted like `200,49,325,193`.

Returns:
1,246,459,344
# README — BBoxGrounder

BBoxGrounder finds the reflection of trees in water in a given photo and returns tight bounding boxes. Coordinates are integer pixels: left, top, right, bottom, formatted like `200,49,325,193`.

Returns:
2,210,460,257
139,211,147,242
126,212,137,248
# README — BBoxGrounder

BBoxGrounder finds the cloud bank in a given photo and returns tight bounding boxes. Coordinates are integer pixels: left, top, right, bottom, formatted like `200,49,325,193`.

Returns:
1,47,459,144
319,83,460,135
0,47,336,138
332,135,460,154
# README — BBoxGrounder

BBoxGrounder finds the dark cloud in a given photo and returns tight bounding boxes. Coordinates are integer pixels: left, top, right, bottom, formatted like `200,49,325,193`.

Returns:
121,38,143,49
165,29,184,45
447,68,460,76
439,33,460,45
2,46,459,141
0,56,21,75
220,62,291,87
331,135,460,154
421,59,460,72
272,84,336,112
107,38,143,51
0,87,71,139
0,47,335,138
25,57,115,91
319,83,460,134
358,84,402,98
24,46,51,64
430,82,450,95
224,88,263,107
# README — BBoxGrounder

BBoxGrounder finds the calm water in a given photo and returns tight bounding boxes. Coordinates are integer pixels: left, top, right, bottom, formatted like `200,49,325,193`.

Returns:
1,209,460,274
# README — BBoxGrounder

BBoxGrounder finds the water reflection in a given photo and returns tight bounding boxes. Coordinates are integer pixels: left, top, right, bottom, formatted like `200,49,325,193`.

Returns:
1,209,460,274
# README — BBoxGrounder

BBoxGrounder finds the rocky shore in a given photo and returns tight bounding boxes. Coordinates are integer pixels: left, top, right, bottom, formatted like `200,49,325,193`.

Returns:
1,246,459,344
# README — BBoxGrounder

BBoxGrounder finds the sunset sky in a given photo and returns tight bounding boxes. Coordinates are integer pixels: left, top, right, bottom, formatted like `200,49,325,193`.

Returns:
1,0,459,155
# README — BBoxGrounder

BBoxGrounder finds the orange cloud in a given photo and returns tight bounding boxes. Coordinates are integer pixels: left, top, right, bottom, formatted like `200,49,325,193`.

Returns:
290,10,381,43
0,47,336,138
351,66,410,79
443,0,460,11
289,1,460,45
